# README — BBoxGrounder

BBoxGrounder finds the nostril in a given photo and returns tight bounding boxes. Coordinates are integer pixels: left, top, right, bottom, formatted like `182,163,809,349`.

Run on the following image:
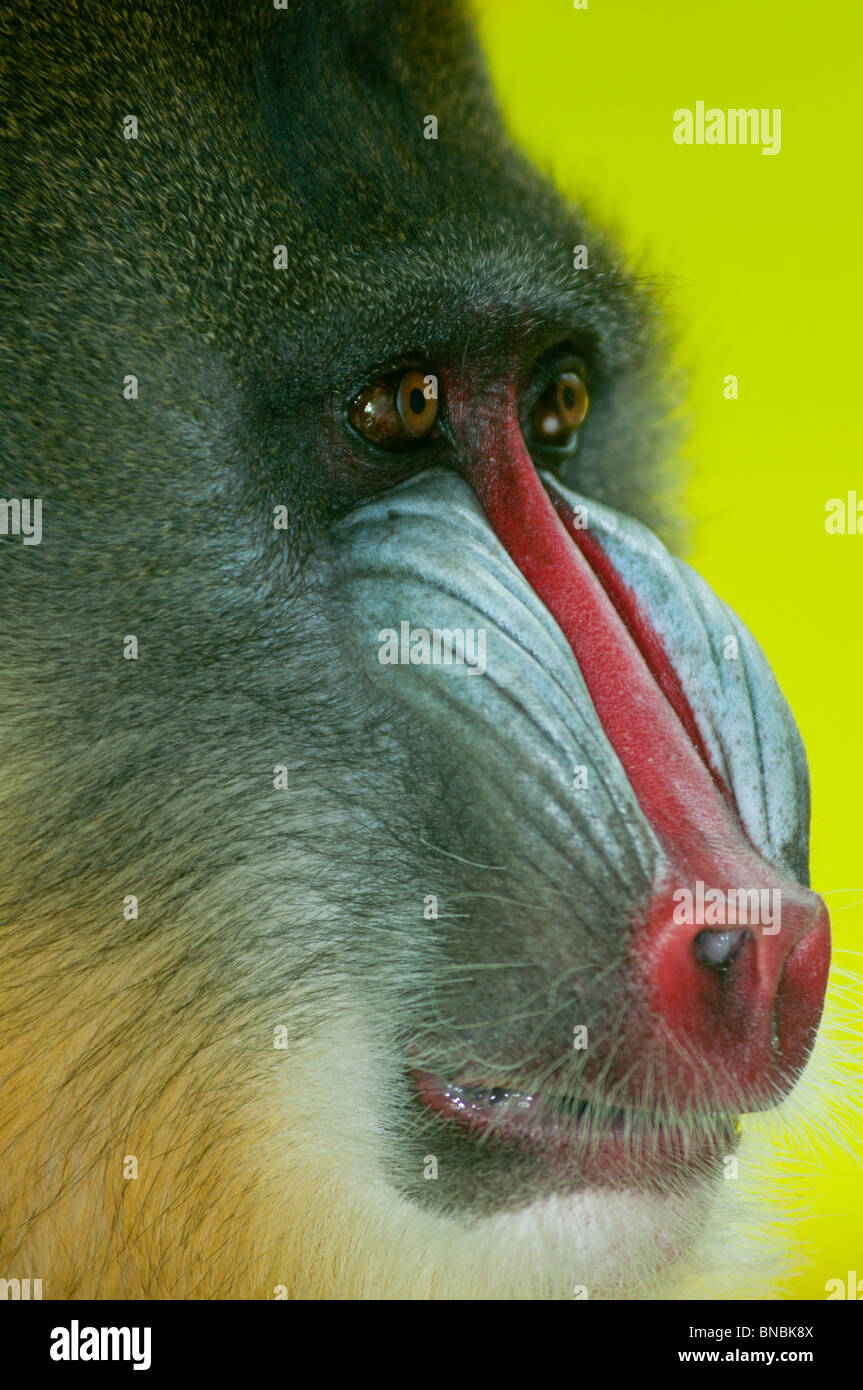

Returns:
693,927,750,971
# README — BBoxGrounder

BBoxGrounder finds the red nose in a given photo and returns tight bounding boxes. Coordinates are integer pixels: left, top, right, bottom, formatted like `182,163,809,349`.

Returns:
445,379,830,1107
636,855,830,1107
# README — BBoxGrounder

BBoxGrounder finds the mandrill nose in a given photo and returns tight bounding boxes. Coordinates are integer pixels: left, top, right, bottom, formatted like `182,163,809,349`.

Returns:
444,383,830,1111
640,866,831,1108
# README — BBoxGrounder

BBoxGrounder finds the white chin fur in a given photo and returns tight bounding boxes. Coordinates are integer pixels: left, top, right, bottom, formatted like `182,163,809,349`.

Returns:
478,1187,710,1297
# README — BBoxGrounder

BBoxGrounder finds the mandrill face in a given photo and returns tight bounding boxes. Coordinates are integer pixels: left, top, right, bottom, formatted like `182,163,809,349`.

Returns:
297,461,829,1294
0,0,830,1300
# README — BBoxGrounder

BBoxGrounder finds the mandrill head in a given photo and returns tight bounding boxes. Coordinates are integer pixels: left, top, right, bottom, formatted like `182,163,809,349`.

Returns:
0,0,833,1300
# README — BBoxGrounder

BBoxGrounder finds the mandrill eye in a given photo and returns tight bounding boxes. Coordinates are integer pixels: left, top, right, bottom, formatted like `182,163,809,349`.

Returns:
526,362,589,451
348,368,439,450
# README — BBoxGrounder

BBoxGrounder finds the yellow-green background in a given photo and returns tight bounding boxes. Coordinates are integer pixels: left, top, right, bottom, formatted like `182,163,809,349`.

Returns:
475,0,861,1297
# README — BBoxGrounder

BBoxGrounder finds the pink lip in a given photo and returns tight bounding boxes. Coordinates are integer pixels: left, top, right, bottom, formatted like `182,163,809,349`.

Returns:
412,1069,737,1190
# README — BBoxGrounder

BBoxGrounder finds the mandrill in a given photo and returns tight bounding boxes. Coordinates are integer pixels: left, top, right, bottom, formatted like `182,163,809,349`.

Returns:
0,0,837,1299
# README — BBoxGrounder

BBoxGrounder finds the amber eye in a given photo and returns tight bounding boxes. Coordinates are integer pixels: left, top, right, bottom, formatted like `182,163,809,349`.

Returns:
527,365,589,449
348,368,439,449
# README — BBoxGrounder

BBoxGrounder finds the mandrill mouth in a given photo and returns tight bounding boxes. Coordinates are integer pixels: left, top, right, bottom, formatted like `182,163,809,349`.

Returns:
412,1068,740,1191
